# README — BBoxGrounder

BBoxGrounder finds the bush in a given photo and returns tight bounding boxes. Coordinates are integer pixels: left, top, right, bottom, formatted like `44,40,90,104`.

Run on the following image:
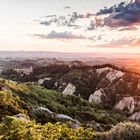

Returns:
0,116,95,140
0,90,27,120
95,122,140,140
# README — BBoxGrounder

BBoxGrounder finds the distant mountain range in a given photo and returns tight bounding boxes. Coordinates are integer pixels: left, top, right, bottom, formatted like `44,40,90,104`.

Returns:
0,51,140,59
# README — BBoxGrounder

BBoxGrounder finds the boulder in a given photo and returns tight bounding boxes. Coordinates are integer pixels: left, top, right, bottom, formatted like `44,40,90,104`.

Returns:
62,83,76,95
89,89,105,104
14,114,30,122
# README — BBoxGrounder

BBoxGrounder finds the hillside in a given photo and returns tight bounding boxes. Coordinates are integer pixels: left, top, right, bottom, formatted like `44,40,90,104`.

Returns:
3,64,140,121
0,77,126,128
33,64,140,122
0,76,140,139
2,64,140,139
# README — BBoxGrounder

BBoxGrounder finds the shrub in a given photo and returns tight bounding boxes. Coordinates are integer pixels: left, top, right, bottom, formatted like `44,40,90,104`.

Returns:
0,90,27,120
95,122,140,140
0,116,95,140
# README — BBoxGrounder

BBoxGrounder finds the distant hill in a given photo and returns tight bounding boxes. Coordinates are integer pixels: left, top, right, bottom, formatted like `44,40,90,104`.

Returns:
0,51,140,59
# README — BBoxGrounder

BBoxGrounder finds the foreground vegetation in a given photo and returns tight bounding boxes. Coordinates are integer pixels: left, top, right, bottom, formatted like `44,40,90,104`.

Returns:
0,116,95,140
0,116,140,140
0,77,140,139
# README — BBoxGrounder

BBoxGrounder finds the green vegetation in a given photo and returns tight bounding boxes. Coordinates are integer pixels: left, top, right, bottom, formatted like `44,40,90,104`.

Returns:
95,122,140,140
0,116,95,140
0,77,140,139
0,116,140,140
0,78,125,126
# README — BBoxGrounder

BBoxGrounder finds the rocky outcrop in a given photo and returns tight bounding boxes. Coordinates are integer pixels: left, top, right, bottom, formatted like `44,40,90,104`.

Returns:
36,66,140,112
129,111,140,121
96,67,124,82
31,106,80,127
115,96,140,113
96,67,113,75
89,89,105,104
55,114,73,121
115,97,135,113
62,83,76,95
14,114,30,122
32,106,53,116
54,114,80,128
38,77,52,85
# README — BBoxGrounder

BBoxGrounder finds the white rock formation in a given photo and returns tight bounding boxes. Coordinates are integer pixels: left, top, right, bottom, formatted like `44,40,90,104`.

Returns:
32,106,53,115
89,89,104,104
55,114,73,121
14,114,30,122
129,111,140,121
106,71,124,82
55,82,58,87
38,77,52,85
96,67,124,82
96,67,113,74
115,97,135,113
62,83,76,95
31,106,80,127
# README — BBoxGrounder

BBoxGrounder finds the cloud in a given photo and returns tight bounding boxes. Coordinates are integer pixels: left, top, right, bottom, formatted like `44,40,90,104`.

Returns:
64,6,71,9
97,2,126,15
105,38,131,48
39,12,94,29
91,37,140,48
118,26,138,31
40,21,52,26
96,0,140,28
130,38,140,46
46,15,56,18
34,31,87,40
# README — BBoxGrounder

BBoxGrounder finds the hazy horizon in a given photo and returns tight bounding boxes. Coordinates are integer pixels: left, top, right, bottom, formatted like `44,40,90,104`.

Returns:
0,50,140,59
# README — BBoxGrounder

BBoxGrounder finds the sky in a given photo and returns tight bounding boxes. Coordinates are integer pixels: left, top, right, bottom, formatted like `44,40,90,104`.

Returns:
0,0,140,53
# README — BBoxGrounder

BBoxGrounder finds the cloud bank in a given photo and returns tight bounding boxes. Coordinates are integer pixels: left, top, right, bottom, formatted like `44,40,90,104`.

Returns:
32,0,140,50
97,0,140,28
34,31,87,40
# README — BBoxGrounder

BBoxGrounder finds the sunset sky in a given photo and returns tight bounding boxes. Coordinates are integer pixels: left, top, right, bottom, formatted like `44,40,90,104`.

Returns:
0,0,140,53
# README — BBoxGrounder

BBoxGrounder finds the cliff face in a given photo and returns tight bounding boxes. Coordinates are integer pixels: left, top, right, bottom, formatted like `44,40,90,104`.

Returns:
36,66,140,121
